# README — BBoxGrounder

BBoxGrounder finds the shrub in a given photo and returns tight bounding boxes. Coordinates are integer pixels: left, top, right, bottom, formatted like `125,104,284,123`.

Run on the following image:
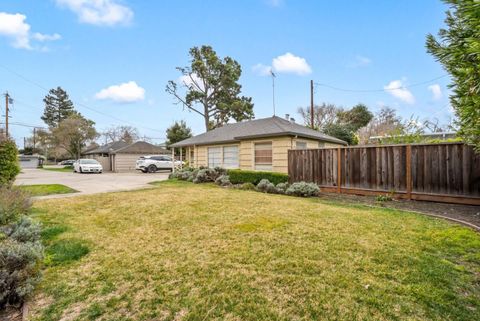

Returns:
170,167,225,184
0,186,43,308
256,179,277,194
285,182,320,197
227,169,288,185
239,182,255,190
215,175,232,187
275,182,289,194
0,140,20,186
0,187,32,226
0,239,43,308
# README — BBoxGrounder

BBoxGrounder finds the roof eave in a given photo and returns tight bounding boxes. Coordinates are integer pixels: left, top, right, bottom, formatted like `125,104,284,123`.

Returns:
170,139,240,148
235,132,348,145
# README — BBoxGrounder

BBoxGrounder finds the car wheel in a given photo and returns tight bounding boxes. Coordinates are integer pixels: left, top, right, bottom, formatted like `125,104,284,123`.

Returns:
79,167,83,173
147,165,157,173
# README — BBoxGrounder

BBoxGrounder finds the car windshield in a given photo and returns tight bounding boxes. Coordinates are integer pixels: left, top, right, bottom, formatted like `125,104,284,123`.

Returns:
80,159,99,164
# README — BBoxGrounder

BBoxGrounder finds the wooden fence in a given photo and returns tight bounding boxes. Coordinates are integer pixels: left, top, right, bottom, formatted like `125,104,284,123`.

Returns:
288,142,480,205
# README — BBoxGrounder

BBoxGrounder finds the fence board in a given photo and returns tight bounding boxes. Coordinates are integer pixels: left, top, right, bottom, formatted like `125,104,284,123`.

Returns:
288,143,480,205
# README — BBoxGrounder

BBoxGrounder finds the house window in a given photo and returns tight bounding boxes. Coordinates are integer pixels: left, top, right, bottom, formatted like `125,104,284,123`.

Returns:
254,142,272,171
296,141,307,149
223,146,239,169
208,147,222,168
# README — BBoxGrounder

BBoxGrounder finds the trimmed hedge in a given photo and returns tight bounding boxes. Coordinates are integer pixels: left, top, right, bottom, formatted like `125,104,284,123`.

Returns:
227,169,288,185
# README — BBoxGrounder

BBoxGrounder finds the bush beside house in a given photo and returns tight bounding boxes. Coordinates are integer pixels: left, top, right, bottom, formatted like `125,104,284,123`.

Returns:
227,169,288,185
0,139,43,309
170,167,318,197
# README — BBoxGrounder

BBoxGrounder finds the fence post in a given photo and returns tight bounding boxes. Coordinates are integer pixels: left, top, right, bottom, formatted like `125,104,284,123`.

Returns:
406,145,412,200
337,148,341,193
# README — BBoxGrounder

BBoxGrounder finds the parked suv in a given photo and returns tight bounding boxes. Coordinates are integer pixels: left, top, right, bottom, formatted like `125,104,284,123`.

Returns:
136,155,182,173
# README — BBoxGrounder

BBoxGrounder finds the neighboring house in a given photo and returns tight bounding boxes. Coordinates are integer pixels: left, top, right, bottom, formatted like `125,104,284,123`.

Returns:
18,154,44,169
170,115,347,173
83,141,169,172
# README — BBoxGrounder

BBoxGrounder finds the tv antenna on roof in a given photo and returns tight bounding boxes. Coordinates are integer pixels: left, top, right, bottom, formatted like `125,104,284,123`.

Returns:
270,69,276,116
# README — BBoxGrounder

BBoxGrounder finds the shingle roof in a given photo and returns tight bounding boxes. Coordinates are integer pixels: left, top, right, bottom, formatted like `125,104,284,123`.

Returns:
114,141,170,154
170,116,347,147
84,141,129,154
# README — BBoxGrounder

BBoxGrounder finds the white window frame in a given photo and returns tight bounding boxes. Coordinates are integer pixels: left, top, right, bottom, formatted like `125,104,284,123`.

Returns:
208,147,222,168
222,146,239,169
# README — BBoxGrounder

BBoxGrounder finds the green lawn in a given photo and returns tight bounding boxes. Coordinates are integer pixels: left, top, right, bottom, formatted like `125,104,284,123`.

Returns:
42,166,74,173
29,180,480,321
18,184,77,197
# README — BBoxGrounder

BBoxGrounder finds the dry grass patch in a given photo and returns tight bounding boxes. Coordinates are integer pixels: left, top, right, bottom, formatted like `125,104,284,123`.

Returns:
27,180,480,321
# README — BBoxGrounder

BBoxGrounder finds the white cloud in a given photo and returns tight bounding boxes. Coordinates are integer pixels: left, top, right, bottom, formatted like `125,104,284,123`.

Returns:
252,63,272,76
384,79,415,104
428,84,443,100
95,81,145,103
32,32,62,42
266,0,284,7
0,12,61,50
272,52,312,75
56,0,133,26
349,55,372,68
179,73,204,90
0,12,30,49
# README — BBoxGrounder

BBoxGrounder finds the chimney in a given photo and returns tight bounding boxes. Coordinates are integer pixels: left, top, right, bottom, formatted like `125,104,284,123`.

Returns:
290,117,295,123
285,114,290,120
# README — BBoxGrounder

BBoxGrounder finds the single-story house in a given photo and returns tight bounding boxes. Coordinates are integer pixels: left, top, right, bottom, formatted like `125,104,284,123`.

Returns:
18,154,44,169
170,115,347,173
83,141,170,172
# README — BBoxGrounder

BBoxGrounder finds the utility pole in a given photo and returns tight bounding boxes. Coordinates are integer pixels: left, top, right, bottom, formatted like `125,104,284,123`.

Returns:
310,80,314,129
4,92,10,138
33,127,36,151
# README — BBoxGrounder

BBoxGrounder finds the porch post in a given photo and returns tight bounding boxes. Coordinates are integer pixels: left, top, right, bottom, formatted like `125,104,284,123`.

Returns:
172,147,175,173
180,147,183,169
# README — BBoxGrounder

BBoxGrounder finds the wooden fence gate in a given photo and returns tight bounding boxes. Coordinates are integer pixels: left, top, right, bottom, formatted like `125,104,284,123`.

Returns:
288,142,480,205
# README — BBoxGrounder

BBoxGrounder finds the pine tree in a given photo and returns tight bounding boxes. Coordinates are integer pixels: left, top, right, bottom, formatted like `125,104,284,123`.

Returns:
41,87,76,128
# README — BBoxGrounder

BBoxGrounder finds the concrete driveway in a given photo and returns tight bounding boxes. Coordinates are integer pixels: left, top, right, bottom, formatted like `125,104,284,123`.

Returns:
15,168,169,198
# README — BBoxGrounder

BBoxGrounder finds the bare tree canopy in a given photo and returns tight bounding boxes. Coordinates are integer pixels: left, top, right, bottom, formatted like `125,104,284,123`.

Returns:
52,115,97,159
102,125,139,144
297,103,339,131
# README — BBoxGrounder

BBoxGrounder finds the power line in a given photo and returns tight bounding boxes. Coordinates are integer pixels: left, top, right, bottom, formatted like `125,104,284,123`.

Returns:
314,74,448,93
0,64,164,134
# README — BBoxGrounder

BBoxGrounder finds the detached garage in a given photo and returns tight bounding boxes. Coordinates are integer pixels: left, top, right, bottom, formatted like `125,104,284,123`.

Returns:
84,141,169,172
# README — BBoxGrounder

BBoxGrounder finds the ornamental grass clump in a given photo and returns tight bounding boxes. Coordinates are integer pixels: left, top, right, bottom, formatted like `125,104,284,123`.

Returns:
285,182,320,197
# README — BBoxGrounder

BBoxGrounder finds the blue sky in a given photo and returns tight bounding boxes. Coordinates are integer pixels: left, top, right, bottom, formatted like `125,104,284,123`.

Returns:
0,0,451,146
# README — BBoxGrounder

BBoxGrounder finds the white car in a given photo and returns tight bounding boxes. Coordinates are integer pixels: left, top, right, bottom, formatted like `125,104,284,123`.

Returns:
136,155,183,173
73,159,103,174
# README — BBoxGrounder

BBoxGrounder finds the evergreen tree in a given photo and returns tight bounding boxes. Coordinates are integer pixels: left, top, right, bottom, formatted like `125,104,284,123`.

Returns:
426,0,480,150
166,45,254,131
41,87,76,128
166,120,193,146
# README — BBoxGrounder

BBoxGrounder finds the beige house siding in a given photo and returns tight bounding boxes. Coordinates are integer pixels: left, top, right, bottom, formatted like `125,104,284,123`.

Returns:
182,135,343,174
